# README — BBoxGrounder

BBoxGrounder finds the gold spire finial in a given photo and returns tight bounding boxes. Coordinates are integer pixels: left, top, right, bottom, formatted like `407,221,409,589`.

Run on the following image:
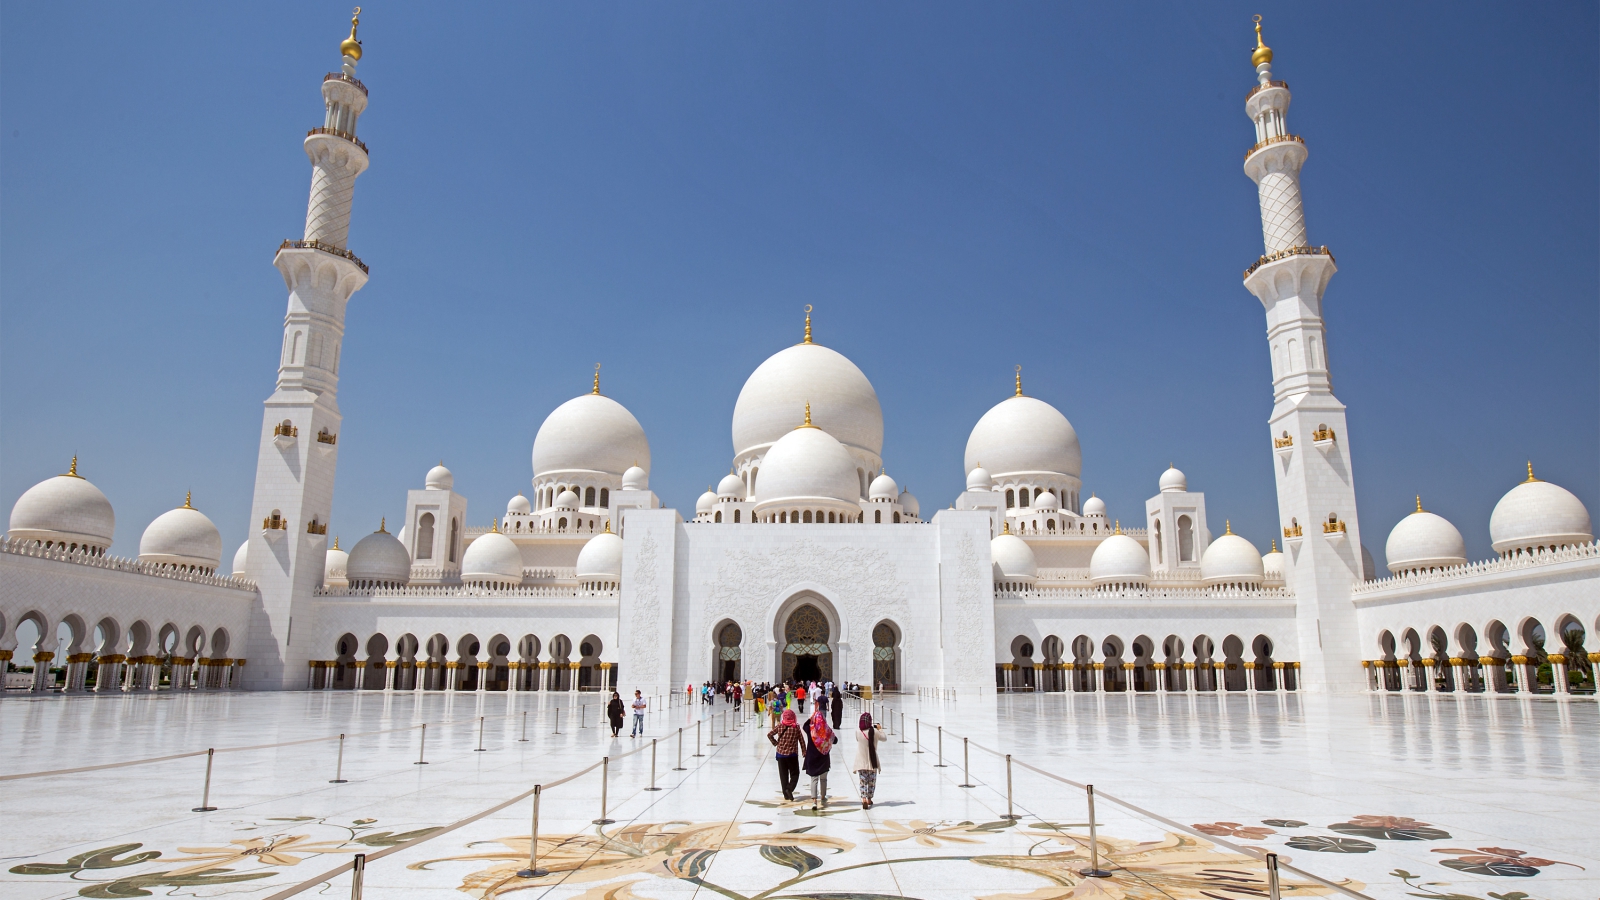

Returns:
64,455,82,478
1416,495,1424,514
333,536,341,550
1270,538,1277,553
1251,15,1273,68
798,401,817,429
592,363,601,395
378,517,387,533
604,519,612,534
183,490,194,510
492,517,499,533
1002,520,1011,535
803,305,813,344
1225,519,1232,535
341,7,363,60
1014,365,1023,397
1524,461,1538,483
1114,519,1122,535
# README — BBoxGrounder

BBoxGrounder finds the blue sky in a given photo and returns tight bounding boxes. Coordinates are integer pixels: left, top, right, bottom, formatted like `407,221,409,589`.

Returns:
3,2,1596,567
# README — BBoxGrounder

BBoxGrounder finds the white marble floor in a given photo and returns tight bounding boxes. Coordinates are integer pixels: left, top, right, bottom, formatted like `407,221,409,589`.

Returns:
1,690,1595,900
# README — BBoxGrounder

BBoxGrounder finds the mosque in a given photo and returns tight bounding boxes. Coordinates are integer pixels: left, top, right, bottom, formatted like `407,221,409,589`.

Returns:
3,16,1595,698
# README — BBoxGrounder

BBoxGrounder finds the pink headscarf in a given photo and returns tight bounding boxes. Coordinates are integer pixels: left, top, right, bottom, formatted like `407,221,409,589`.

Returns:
780,709,798,727
859,712,872,731
809,710,834,752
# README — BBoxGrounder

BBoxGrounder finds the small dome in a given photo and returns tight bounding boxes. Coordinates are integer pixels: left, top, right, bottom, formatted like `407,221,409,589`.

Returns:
1385,501,1467,573
346,524,411,587
506,493,531,515
898,489,920,518
533,392,651,480
461,530,523,585
869,472,900,501
753,425,862,510
1201,530,1265,586
1262,543,1284,580
1159,466,1187,493
8,460,115,550
323,539,349,585
576,529,625,582
1089,533,1150,586
1082,495,1107,518
966,467,993,491
138,497,222,571
717,473,747,500
696,490,717,516
231,541,250,578
622,466,649,491
1033,490,1060,511
964,396,1082,482
554,489,580,510
1489,467,1593,555
991,531,1038,584
425,463,454,491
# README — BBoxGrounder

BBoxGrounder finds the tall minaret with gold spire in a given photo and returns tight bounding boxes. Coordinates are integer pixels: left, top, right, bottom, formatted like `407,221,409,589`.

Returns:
241,10,372,689
1241,17,1364,692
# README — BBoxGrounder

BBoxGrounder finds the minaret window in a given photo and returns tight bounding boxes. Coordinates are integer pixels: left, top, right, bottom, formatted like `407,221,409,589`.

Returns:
449,518,459,562
1019,491,1030,508
1153,520,1163,561
1005,489,1015,508
585,487,596,507
1178,515,1195,562
733,509,740,523
416,513,435,560
599,488,609,508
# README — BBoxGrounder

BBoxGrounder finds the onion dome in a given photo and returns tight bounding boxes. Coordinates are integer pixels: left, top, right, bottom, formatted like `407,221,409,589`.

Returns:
7,457,115,552
1089,528,1150,588
1385,497,1467,573
425,462,454,491
966,467,994,491
991,528,1038,586
963,395,1082,483
732,319,884,464
346,520,411,588
532,388,651,480
461,525,523,586
506,493,532,515
339,8,362,60
1489,464,1593,555
752,413,863,516
1200,523,1265,587
696,489,717,516
1082,495,1107,518
576,525,625,586
869,472,900,501
1251,16,1273,68
554,489,580,510
1158,465,1187,493
622,465,649,491
898,489,920,518
231,541,250,578
717,473,747,500
138,494,223,572
1033,490,1060,512
1262,540,1284,581
323,536,349,586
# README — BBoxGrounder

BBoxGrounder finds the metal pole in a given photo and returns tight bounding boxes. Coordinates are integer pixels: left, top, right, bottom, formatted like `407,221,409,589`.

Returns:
516,785,548,877
934,726,947,766
959,737,975,787
554,706,561,734
1001,754,1019,819
192,748,218,811
330,733,348,783
581,705,587,729
673,726,686,770
1078,784,1111,877
707,714,718,747
519,710,529,742
645,738,662,790
594,756,614,824
898,711,907,743
476,716,486,751
415,724,429,765
694,719,704,756
913,718,923,753
1266,852,1281,900
349,852,366,900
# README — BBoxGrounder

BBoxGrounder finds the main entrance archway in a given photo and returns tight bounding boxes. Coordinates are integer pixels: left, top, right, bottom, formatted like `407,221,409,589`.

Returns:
782,603,832,684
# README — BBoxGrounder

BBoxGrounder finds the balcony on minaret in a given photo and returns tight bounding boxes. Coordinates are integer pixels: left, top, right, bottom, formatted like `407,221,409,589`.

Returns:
306,518,328,539
1311,425,1336,449
1321,514,1347,540
1282,520,1304,543
272,420,299,449
263,510,288,533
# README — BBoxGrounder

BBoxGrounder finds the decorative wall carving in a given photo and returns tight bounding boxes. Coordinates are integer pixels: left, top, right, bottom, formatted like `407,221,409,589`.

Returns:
627,531,662,679
953,532,986,682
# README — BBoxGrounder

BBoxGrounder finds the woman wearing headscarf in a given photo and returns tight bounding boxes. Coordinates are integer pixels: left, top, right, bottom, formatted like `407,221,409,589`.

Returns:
767,708,803,801
606,691,625,737
853,712,886,808
829,686,844,730
802,709,834,810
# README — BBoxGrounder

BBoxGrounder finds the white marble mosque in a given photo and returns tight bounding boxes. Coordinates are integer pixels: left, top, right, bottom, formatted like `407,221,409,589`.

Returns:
2,16,1596,700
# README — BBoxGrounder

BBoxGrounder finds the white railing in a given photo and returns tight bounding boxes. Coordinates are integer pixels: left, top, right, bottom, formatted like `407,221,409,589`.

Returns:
316,584,616,600
1353,540,1598,595
0,536,256,592
1007,584,1295,601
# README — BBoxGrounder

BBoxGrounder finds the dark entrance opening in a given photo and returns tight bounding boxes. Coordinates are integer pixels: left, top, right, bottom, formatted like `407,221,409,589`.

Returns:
722,659,738,683
792,654,821,684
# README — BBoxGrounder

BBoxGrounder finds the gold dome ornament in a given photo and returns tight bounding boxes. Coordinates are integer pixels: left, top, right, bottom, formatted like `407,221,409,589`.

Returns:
340,7,363,60
1251,15,1273,68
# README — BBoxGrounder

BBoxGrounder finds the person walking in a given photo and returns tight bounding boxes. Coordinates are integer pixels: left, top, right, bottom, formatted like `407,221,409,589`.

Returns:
767,708,803,801
606,691,625,737
803,709,834,810
853,712,886,809
829,686,844,731
630,690,647,737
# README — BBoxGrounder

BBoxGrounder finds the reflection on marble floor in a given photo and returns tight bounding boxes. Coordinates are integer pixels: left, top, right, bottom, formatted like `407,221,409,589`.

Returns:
2,691,1595,900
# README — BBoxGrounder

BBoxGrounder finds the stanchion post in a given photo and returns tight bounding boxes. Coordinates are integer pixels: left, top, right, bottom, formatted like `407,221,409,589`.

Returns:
594,756,614,824
913,718,923,753
192,748,218,811
707,715,718,747
554,707,561,735
330,733,348,783
694,719,704,756
1001,754,1019,819
476,716,486,751
934,726,947,766
581,705,587,729
898,711,907,743
673,726,686,770
959,737,975,787
349,852,366,900
645,738,662,790
1078,784,1111,877
1266,852,1281,900
519,710,529,742
516,785,548,878
414,724,429,765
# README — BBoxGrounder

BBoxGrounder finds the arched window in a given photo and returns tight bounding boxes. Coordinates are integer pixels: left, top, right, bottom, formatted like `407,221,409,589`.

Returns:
875,509,882,524
449,517,459,562
893,512,901,523
1019,490,1030,508
1006,489,1015,508
1178,515,1195,562
416,513,435,560
558,517,568,531
733,509,740,523
585,487,596,507
803,510,813,523
827,511,836,523
750,468,758,496
1153,519,1163,561
1047,519,1055,532
599,488,609,508
779,511,787,523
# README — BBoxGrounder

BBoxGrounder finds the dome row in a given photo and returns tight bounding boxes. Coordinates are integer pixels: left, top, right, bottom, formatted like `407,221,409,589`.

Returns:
990,521,1277,590
1384,468,1592,574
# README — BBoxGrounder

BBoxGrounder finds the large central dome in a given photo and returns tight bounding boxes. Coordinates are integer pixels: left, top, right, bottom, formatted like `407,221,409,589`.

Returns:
732,341,883,463
532,392,650,479
964,395,1082,480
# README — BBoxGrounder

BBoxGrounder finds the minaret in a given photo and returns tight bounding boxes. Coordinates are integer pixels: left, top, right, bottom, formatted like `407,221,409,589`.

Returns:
241,10,372,689
1240,17,1364,692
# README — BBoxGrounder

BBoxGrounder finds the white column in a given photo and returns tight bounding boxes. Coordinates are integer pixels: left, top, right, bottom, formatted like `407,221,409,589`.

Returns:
1551,654,1570,695
384,661,395,692
477,663,489,694
1245,662,1258,695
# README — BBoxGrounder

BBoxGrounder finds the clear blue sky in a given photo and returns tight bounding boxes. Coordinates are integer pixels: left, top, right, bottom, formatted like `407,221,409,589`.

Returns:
3,2,1596,568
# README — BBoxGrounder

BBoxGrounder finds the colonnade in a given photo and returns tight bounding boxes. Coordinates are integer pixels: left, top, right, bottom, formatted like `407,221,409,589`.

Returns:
308,658,614,693
1000,659,1299,693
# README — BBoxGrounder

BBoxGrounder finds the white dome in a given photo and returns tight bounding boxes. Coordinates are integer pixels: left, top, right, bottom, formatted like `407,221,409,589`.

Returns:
1385,502,1467,573
1033,490,1060,511
732,341,883,462
869,472,900,501
231,541,250,578
753,425,863,510
323,540,349,585
622,466,649,491
696,490,717,515
461,530,523,584
1489,470,1592,554
138,499,222,570
963,396,1082,481
533,392,651,480
1262,545,1284,580
576,530,625,582
1089,533,1150,586
555,489,580,510
506,493,531,515
425,463,454,491
717,473,746,500
898,489,920,518
8,463,115,550
1201,531,1265,586
1159,466,1187,493
991,532,1038,584
1082,495,1107,518
346,525,411,587
965,467,993,491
